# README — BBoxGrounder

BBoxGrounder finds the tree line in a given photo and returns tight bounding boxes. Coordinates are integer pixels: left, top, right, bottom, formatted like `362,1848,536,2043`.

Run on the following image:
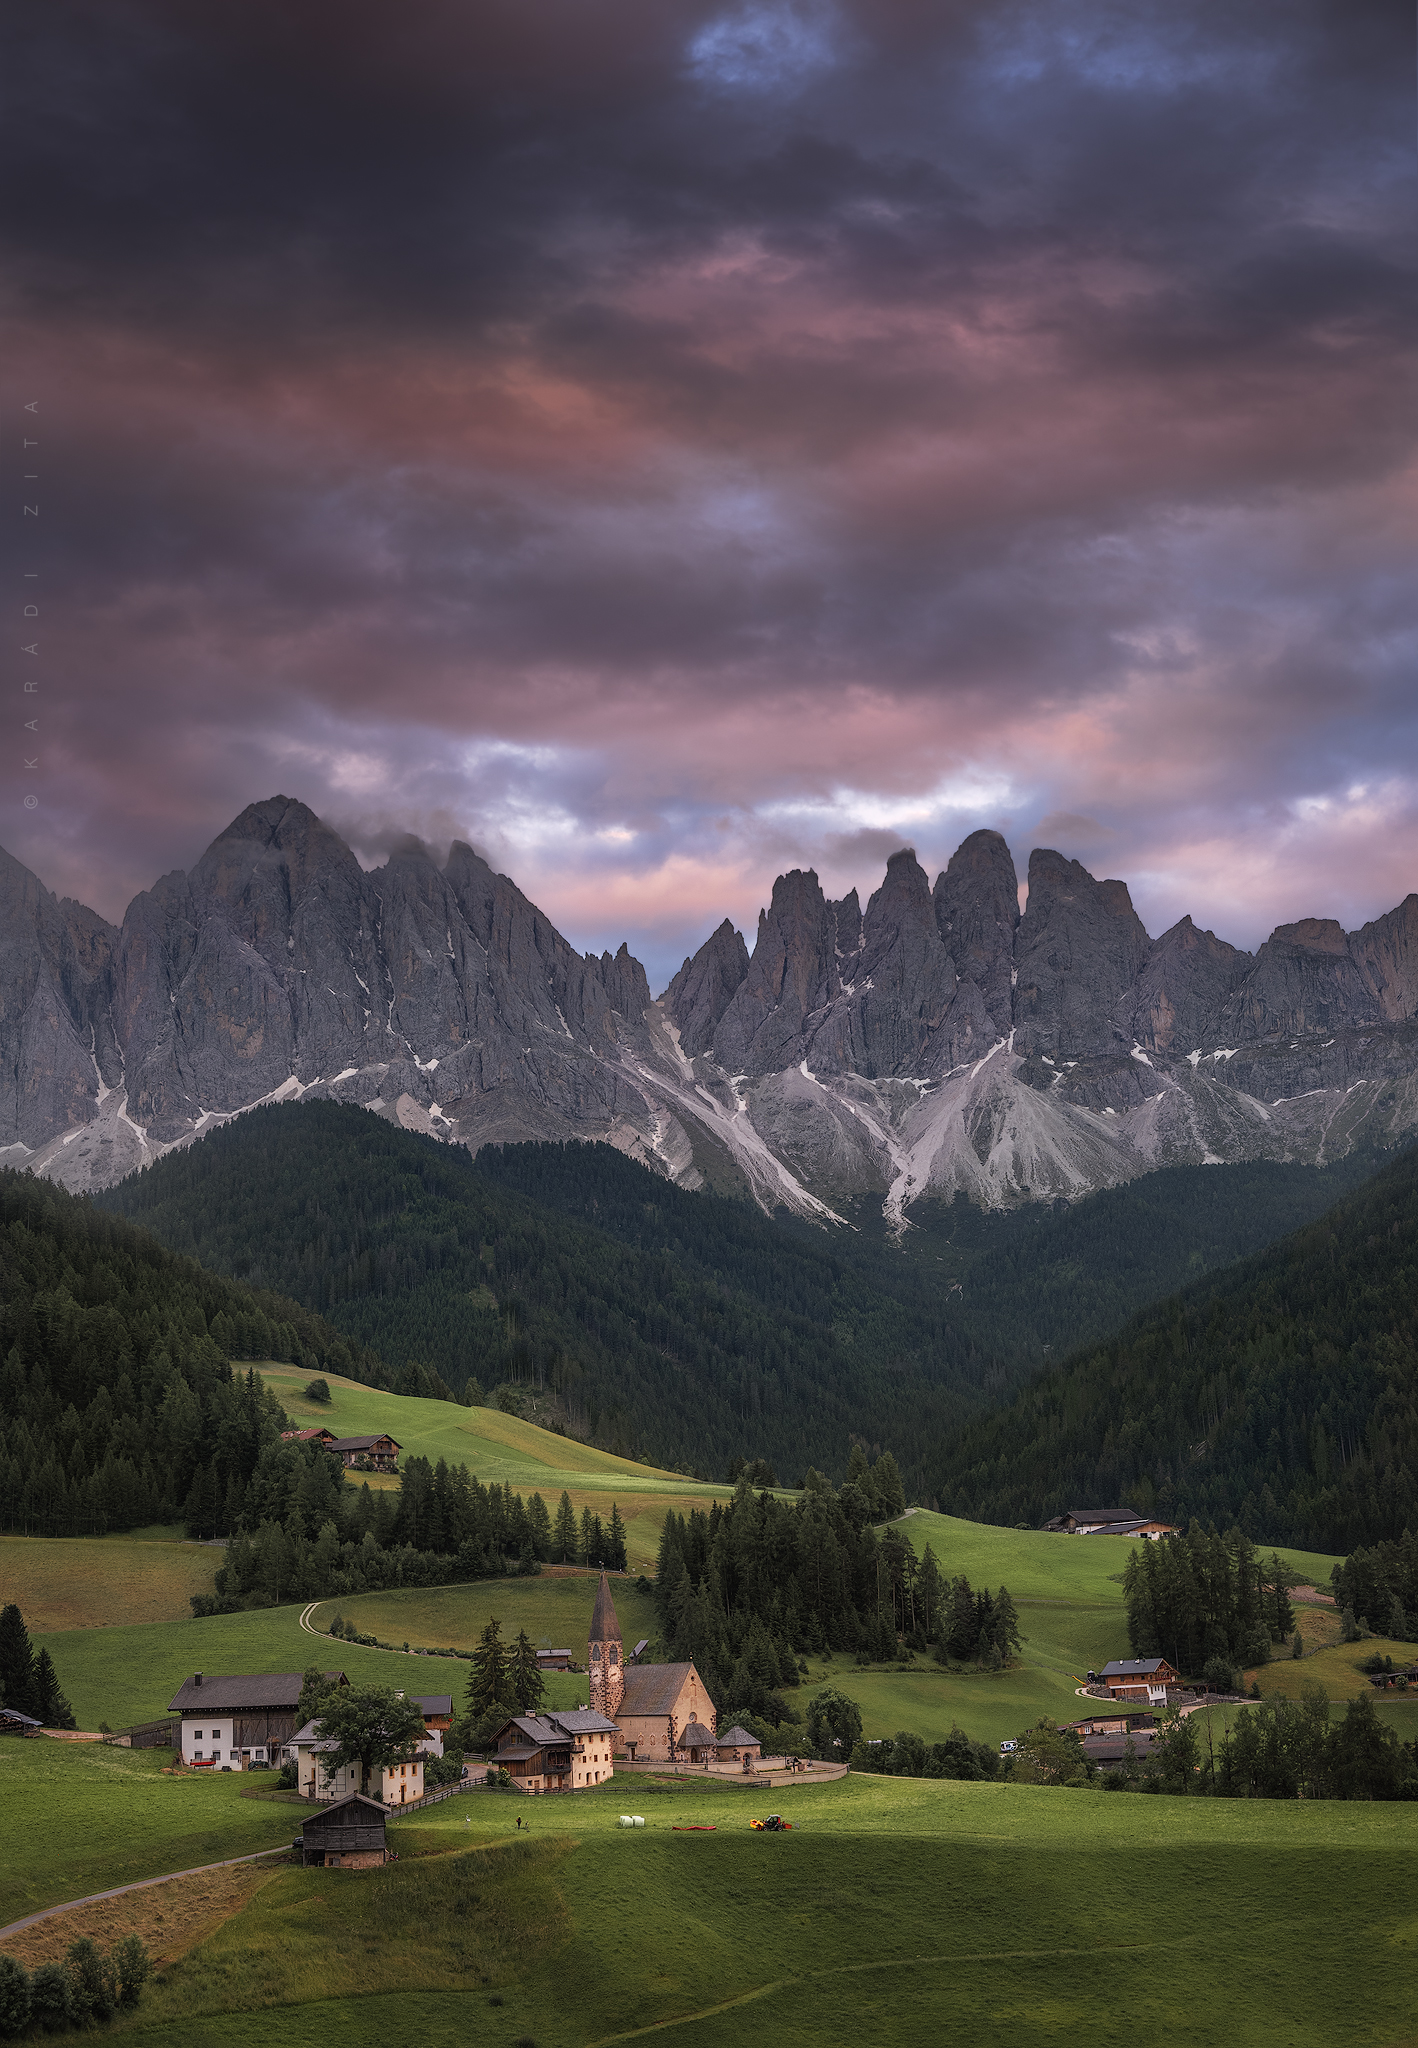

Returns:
1123,1526,1306,1686
649,1450,1020,1735
924,1140,1418,1551
0,1168,383,1539
189,1433,636,1611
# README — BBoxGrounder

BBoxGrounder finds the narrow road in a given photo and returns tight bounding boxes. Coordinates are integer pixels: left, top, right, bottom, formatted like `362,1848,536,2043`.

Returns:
0,1848,293,1945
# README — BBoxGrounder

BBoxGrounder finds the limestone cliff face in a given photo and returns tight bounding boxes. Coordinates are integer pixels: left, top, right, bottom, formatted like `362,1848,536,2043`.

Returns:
1013,850,1152,1059
7,798,1418,1217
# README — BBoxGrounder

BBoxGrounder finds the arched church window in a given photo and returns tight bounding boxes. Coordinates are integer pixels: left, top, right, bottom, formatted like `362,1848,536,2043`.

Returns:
591,1644,602,1663
608,1645,619,1664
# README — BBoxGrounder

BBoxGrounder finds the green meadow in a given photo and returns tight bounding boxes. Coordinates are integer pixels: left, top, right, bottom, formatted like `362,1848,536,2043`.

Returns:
263,1364,731,1569
27,1503,1369,1747
6,1742,1416,2048
0,1742,296,1930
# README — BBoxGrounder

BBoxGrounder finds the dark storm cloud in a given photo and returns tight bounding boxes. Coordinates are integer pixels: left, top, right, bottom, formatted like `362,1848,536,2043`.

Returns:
3,0,1414,984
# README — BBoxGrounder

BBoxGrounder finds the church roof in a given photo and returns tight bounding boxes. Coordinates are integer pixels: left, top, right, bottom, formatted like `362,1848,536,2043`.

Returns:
677,1721,717,1749
589,1571,622,1643
717,1725,760,1747
618,1663,704,1718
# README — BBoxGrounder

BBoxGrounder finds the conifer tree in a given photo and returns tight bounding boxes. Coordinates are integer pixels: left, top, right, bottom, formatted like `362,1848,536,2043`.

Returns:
0,1604,37,1718
607,1502,628,1572
468,1617,510,1721
32,1649,75,1730
553,1491,578,1563
509,1630,545,1713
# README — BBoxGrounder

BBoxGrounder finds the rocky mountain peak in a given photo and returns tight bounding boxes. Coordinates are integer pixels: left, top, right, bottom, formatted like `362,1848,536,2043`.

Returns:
1014,849,1151,1058
663,918,751,1056
932,828,1018,1037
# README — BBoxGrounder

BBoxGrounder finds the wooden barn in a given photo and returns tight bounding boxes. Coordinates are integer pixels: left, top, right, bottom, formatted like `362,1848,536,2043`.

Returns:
296,1793,390,1868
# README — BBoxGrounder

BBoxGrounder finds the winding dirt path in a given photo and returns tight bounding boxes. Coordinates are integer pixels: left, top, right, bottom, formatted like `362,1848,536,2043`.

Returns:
0,1848,293,1946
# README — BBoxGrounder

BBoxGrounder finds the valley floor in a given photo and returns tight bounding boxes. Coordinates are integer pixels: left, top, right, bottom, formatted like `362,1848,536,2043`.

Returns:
3,1743,1416,2048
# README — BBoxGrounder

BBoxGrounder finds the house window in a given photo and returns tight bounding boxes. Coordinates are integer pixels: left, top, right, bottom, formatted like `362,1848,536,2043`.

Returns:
193,1750,203,1760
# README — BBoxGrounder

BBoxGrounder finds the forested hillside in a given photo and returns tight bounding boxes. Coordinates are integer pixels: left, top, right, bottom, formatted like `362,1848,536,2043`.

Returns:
0,1169,381,1535
99,1104,1389,1490
929,1142,1418,1552
99,1104,992,1482
482,1141,1385,1377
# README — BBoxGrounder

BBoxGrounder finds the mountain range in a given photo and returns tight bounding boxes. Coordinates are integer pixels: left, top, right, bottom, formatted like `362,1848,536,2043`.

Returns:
5,795,1418,1217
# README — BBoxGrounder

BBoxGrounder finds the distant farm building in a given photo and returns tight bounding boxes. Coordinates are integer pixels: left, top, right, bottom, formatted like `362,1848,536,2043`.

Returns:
0,1707,42,1737
1100,1657,1179,1703
1042,1508,1174,1539
324,1434,401,1473
296,1793,390,1868
536,1649,574,1672
168,1670,347,1769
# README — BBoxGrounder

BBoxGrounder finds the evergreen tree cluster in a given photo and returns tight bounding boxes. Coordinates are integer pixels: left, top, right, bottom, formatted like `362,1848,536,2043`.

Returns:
1331,1532,1418,1641
651,1454,1020,1732
0,1603,76,1728
193,1446,561,1611
0,1168,382,1536
1123,1529,1302,1677
1210,1687,1416,1800
847,1725,1001,1780
0,1933,152,2038
924,1141,1418,1549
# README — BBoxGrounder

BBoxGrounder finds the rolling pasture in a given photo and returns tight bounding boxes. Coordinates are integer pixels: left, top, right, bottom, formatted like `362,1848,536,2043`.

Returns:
5,1743,1416,2048
264,1365,731,1570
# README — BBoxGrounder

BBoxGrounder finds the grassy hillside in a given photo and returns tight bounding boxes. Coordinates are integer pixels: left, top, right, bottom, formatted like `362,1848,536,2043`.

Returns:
4,1743,1417,2048
0,1530,220,1630
29,1510,1358,1746
926,1140,1418,1550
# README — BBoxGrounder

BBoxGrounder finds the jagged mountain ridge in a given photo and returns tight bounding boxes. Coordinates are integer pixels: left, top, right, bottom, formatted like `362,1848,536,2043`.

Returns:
4,797,1417,1216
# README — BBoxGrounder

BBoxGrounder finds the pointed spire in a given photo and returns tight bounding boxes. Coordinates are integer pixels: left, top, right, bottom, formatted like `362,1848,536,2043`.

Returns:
590,1570,622,1644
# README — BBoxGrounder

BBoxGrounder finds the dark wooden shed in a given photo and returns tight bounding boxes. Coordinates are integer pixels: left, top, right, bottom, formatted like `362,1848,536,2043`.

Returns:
296,1793,390,1869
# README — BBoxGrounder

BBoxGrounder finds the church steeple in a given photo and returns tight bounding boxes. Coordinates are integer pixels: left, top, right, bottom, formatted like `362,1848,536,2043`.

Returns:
588,1571,624,1720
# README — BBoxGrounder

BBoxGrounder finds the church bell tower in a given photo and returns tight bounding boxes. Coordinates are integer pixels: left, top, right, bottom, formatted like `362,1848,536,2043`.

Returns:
588,1571,624,1720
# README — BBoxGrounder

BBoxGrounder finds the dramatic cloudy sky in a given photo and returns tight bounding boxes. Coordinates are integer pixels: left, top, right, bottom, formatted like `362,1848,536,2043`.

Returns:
6,0,1415,990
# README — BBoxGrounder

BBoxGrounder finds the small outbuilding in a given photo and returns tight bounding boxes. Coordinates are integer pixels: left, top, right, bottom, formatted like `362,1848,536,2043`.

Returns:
0,1707,42,1737
715,1724,762,1765
675,1718,718,1765
536,1650,573,1672
296,1793,390,1868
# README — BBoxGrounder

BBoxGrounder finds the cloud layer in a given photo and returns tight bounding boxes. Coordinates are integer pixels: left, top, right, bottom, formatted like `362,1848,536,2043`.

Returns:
6,0,1415,989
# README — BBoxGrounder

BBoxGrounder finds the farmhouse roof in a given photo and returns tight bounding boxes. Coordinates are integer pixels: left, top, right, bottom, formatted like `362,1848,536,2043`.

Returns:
324,1434,400,1453
1101,1659,1173,1679
551,1707,619,1735
280,1427,335,1443
536,1650,573,1661
168,1671,346,1713
410,1696,452,1718
618,1664,701,1718
1071,1508,1143,1525
302,1792,390,1826
631,1639,650,1661
590,1571,622,1643
0,1706,42,1728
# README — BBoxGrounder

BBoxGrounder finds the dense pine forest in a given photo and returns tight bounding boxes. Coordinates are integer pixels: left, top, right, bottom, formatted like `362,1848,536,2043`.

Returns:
98,1104,999,1482
0,1169,383,1535
929,1141,1418,1551
97,1102,1388,1490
